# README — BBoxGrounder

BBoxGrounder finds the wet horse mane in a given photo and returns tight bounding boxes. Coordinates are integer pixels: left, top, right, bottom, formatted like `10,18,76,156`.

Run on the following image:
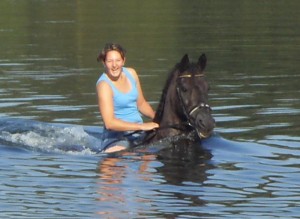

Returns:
153,64,180,124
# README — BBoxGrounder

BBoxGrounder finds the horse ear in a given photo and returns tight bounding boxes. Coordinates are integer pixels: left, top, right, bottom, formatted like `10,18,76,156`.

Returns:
179,54,190,72
198,53,207,71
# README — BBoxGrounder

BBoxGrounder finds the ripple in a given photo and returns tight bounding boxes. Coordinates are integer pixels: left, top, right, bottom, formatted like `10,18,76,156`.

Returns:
257,107,300,115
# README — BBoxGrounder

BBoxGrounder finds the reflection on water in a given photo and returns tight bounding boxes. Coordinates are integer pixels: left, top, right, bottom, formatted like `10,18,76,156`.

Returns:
96,155,156,218
1,134,299,218
96,149,212,218
0,0,300,218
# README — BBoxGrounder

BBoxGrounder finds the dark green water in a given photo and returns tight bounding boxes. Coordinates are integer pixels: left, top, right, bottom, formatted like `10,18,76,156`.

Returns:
1,1,300,218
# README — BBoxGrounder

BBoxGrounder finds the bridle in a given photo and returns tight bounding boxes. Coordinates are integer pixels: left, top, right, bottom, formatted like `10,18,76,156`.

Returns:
176,73,211,128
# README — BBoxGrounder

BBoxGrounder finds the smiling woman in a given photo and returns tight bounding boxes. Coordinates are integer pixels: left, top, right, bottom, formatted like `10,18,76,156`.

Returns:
96,43,159,153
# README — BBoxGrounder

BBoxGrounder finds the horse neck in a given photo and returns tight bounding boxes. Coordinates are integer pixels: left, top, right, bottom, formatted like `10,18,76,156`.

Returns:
154,76,183,126
160,100,183,126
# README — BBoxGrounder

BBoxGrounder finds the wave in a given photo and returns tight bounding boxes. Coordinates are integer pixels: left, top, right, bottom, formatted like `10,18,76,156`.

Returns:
0,117,104,155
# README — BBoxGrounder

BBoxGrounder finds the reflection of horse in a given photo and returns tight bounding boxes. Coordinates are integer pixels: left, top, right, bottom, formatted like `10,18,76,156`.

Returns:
141,54,215,145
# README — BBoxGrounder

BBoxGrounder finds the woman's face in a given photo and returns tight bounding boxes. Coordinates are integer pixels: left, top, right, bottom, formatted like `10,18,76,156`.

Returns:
104,50,125,78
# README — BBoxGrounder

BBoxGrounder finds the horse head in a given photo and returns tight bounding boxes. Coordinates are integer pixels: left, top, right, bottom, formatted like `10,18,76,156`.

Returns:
153,54,215,141
175,53,215,139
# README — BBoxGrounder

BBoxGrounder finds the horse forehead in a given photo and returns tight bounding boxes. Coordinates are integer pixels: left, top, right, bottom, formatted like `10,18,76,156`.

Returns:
181,65,204,78
179,73,207,85
188,63,202,72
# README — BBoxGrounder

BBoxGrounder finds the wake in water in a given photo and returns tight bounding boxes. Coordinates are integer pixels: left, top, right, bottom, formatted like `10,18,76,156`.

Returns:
0,117,209,157
0,117,104,155
0,117,283,160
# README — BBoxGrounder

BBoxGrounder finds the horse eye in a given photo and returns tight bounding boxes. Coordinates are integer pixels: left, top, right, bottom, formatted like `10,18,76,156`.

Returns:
181,87,188,92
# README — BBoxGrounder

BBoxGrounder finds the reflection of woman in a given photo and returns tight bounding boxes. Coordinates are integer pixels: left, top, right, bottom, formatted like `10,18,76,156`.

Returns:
96,43,159,153
97,157,125,216
97,154,155,217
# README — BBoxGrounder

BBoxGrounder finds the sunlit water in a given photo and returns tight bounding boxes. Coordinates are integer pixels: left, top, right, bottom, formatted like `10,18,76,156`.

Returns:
1,1,300,218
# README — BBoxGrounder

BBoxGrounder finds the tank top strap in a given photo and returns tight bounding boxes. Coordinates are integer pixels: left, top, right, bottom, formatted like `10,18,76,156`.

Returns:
96,67,136,92
122,67,136,86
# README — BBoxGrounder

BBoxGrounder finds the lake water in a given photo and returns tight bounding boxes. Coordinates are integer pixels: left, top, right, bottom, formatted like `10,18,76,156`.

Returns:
1,1,300,218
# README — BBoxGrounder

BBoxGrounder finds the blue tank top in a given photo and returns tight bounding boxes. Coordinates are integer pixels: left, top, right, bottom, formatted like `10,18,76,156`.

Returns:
96,67,143,123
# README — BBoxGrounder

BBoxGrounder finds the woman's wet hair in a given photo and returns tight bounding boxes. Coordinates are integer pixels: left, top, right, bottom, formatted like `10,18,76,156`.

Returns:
97,43,126,62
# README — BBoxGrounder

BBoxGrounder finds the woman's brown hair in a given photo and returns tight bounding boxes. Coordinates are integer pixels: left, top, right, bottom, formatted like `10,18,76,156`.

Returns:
97,43,126,62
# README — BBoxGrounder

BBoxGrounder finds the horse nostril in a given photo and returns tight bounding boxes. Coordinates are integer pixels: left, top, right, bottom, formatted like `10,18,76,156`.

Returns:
196,116,215,131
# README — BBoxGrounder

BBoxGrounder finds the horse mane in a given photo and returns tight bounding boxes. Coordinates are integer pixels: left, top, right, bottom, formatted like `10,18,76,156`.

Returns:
153,64,180,123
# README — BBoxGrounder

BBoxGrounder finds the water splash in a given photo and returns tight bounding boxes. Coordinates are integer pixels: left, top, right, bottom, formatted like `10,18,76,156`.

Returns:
0,118,103,155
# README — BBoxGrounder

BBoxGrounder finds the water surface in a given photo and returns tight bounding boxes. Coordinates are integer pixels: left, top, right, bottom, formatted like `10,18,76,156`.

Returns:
0,1,300,218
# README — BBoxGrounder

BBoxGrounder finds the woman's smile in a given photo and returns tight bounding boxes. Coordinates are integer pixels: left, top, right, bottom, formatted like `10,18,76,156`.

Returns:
104,50,125,78
109,68,122,78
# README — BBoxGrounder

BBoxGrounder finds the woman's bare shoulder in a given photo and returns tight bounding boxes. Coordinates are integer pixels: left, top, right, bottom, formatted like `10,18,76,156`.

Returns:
125,67,139,80
96,80,112,94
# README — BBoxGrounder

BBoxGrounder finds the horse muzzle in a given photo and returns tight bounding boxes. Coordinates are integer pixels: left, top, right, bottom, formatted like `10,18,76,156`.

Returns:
189,107,215,139
195,117,215,139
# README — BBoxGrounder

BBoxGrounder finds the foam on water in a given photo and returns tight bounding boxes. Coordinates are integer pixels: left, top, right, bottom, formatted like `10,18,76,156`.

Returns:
0,118,103,155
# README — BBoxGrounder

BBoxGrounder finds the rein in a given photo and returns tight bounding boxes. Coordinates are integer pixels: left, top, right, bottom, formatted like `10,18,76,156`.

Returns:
124,122,191,138
123,122,192,148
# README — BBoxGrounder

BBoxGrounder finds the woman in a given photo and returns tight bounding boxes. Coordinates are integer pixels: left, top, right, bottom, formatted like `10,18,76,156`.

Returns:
96,43,159,153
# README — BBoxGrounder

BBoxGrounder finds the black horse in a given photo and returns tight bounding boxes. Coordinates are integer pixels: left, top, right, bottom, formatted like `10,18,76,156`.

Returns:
140,53,215,146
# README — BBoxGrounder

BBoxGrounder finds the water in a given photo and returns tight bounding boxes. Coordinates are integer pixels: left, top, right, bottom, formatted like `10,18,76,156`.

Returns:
1,0,300,218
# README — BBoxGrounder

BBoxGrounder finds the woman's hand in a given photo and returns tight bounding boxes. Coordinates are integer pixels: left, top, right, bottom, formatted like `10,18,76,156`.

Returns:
140,122,159,131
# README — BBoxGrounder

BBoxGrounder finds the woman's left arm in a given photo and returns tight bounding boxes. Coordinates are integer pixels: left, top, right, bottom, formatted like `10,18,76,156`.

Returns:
127,68,156,119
